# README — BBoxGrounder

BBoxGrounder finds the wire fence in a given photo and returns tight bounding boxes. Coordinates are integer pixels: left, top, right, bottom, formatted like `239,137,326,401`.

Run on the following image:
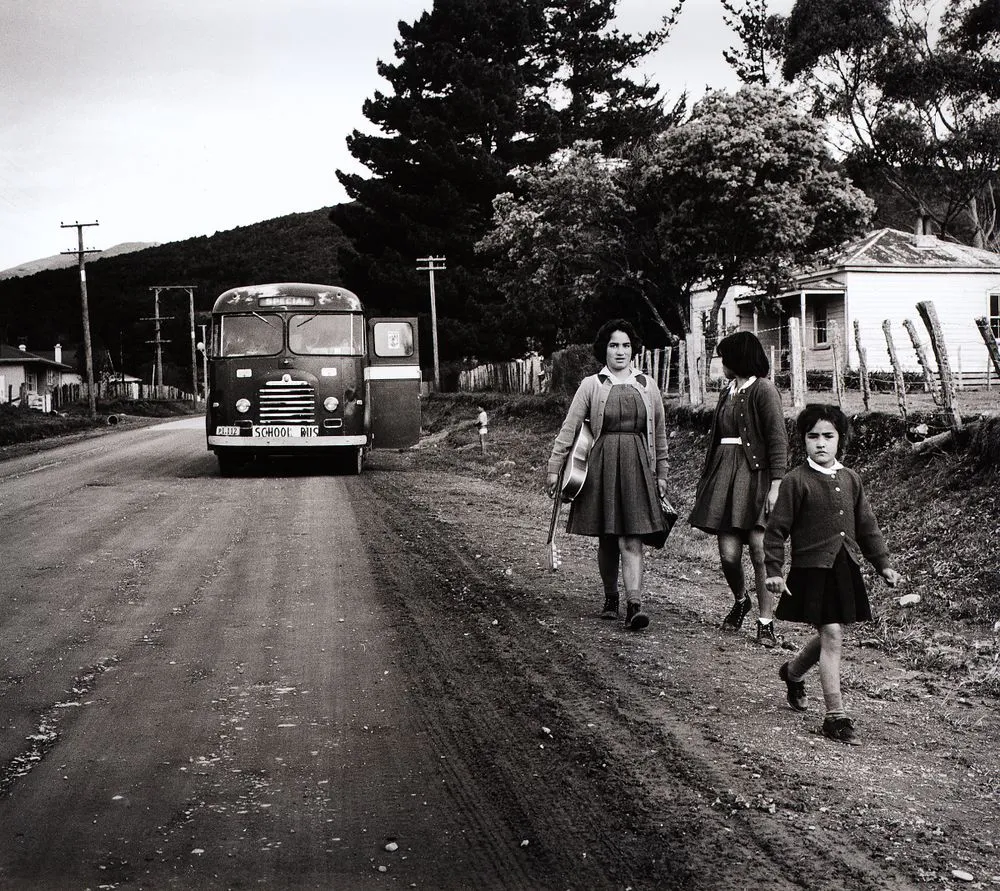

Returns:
456,304,1000,421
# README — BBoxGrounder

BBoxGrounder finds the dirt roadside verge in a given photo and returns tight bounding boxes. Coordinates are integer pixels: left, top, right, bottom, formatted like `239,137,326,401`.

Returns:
369,393,999,890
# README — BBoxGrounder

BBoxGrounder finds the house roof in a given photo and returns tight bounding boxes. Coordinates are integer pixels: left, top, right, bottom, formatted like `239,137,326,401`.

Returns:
0,344,73,370
816,228,1000,271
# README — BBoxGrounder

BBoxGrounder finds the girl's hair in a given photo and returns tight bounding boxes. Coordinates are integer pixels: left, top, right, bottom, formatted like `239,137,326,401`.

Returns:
593,318,641,364
796,403,851,458
716,331,769,377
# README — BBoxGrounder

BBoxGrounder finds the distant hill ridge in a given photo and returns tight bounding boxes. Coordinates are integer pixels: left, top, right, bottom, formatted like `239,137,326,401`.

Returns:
0,242,161,280
0,207,349,387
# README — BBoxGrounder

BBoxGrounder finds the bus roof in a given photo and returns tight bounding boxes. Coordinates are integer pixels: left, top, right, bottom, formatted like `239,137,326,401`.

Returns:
212,282,363,313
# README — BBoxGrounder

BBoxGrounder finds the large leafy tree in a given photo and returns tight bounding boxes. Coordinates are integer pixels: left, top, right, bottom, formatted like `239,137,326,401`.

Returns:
476,141,679,354
641,87,874,326
479,87,873,350
331,0,679,362
780,0,1000,248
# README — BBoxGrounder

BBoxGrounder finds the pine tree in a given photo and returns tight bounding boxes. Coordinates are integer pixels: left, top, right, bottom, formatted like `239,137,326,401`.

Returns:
331,0,678,363
541,0,680,151
330,0,552,362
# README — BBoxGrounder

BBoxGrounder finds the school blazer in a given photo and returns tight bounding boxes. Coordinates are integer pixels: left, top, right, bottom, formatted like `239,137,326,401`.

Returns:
547,372,669,480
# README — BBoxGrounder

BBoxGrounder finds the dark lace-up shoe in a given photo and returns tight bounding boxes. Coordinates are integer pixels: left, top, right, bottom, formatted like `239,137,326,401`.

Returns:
600,595,620,620
822,715,860,745
756,620,778,648
625,602,649,631
721,595,752,631
779,662,807,711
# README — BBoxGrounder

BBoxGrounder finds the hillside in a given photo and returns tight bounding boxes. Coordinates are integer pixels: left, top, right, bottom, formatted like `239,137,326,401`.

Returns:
0,207,349,387
0,242,161,280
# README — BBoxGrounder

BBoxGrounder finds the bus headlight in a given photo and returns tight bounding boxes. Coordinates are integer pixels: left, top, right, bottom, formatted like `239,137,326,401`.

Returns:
235,398,251,413
323,396,339,412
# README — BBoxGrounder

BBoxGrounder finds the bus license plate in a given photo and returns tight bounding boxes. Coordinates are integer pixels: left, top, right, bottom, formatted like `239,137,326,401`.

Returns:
215,426,240,436
252,425,319,438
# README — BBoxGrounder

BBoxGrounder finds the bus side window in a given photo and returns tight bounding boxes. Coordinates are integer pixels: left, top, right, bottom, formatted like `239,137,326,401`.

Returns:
372,322,413,357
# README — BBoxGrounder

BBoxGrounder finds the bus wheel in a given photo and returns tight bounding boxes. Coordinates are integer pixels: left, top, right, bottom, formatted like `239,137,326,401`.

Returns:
217,451,240,477
342,447,363,475
334,448,364,476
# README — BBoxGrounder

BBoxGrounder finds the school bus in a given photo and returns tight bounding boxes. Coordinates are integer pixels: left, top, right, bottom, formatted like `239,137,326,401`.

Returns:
205,282,420,475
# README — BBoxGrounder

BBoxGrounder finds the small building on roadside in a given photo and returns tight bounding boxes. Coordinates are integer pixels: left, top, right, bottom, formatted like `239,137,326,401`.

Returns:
0,343,75,409
690,228,1000,383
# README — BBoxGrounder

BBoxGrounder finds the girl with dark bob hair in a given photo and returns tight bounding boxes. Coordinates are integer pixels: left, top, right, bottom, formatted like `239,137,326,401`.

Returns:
688,330,788,647
547,319,670,631
765,404,901,744
592,318,641,364
716,329,770,378
795,402,849,458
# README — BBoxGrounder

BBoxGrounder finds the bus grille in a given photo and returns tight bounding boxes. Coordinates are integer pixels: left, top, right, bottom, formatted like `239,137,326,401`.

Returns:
259,378,315,423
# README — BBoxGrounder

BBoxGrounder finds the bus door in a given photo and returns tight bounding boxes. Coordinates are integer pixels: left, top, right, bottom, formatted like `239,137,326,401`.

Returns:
366,318,421,449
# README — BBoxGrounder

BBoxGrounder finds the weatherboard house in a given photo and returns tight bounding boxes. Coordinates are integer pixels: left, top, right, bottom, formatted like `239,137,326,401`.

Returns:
691,228,1000,382
0,343,75,408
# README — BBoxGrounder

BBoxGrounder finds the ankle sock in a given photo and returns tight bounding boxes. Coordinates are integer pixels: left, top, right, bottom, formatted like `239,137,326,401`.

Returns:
823,692,845,717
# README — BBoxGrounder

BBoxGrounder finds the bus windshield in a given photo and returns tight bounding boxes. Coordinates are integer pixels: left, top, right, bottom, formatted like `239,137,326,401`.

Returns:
221,314,284,356
289,313,364,356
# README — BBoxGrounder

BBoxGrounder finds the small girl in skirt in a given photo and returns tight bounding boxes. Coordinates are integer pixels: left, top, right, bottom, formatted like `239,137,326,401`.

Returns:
764,404,902,745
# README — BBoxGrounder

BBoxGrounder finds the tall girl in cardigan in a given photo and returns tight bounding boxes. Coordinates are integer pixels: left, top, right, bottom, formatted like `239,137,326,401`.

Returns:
546,319,670,631
765,404,901,744
688,332,787,646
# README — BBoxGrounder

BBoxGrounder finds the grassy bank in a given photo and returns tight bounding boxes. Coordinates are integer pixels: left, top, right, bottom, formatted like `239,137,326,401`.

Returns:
0,400,200,448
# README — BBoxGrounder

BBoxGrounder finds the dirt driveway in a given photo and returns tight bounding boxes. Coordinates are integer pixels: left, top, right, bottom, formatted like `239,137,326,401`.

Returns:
366,433,999,890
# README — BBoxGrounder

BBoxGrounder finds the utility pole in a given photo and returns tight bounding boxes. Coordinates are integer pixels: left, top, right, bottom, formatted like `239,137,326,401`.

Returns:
416,255,445,391
143,288,173,391
60,220,100,418
148,285,198,402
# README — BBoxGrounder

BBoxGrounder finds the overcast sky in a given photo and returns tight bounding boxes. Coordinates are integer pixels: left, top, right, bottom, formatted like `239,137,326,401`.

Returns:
0,0,791,271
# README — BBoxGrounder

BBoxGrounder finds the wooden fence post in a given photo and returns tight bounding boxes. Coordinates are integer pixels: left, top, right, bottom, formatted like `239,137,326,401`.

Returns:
663,346,673,394
686,333,704,406
916,300,962,431
853,320,870,412
830,319,844,407
974,317,1000,380
882,320,907,421
678,342,687,399
903,318,936,395
789,320,805,408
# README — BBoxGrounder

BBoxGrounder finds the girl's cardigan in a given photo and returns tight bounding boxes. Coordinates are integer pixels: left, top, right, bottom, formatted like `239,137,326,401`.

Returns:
699,377,788,481
547,371,669,480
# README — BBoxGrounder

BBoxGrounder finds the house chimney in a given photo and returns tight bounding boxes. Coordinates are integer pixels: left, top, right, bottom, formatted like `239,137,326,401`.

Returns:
54,343,62,364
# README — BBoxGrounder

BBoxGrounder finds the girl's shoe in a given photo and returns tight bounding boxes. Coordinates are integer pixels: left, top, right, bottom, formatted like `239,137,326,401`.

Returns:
600,595,620,620
721,595,752,631
778,662,807,711
822,715,860,745
625,602,649,631
756,620,778,648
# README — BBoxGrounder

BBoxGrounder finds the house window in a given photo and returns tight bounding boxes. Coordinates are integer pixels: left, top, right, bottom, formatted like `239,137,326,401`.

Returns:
814,302,828,345
991,293,1000,339
719,307,727,331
